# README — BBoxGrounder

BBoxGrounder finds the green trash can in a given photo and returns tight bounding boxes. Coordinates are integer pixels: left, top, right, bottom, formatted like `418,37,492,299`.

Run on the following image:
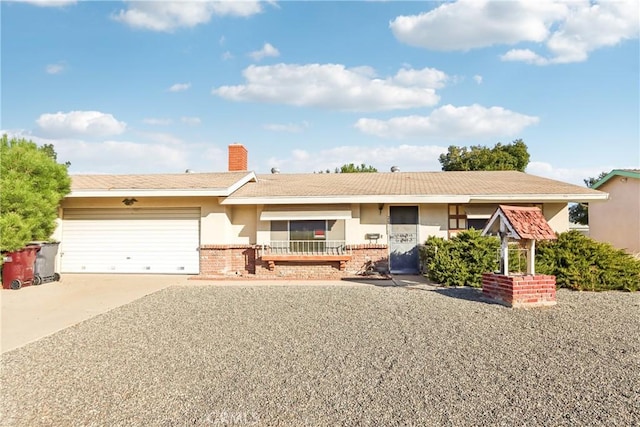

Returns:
33,242,61,284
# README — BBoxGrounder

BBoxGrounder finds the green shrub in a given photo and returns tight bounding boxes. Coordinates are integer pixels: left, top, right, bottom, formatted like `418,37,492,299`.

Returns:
536,231,640,292
420,229,500,287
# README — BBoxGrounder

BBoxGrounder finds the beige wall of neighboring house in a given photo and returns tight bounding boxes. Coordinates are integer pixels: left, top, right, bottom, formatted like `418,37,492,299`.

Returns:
590,176,640,254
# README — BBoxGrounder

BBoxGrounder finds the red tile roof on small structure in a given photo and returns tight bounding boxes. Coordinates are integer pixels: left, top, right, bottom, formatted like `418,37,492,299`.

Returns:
498,205,556,240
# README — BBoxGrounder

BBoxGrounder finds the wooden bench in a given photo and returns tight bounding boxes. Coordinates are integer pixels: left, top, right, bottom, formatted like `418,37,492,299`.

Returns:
260,254,352,271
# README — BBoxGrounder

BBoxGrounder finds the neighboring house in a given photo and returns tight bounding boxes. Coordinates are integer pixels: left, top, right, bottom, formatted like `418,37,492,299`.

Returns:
589,169,640,255
54,144,608,278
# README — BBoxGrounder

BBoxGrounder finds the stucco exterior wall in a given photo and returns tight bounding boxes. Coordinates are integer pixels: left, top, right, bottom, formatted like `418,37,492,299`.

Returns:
228,205,257,244
589,178,640,254
542,203,570,233
418,204,448,242
352,204,387,243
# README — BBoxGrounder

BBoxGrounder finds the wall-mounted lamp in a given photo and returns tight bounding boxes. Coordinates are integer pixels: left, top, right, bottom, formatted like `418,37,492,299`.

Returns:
378,203,384,215
620,177,628,183
122,198,138,206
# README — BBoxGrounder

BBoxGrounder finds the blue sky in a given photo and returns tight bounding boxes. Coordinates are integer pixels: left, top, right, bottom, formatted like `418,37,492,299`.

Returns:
2,0,638,185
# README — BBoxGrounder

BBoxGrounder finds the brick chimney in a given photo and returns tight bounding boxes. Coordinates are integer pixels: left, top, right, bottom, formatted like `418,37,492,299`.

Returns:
228,143,248,171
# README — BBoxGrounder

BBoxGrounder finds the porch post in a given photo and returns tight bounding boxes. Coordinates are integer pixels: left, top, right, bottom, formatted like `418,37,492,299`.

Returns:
500,223,509,276
526,239,535,275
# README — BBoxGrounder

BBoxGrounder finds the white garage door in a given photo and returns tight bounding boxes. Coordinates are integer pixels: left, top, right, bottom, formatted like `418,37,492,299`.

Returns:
61,208,200,274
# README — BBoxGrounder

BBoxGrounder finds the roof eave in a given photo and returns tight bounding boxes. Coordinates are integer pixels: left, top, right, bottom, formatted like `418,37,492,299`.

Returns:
66,189,232,198
221,195,471,205
592,169,640,189
470,193,609,203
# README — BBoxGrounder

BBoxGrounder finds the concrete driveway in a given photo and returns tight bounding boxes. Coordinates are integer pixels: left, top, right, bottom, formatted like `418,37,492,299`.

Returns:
1,274,188,353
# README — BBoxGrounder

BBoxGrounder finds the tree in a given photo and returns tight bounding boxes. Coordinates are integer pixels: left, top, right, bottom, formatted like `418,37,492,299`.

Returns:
316,163,378,173
338,163,377,173
568,172,608,225
0,135,71,252
438,139,530,172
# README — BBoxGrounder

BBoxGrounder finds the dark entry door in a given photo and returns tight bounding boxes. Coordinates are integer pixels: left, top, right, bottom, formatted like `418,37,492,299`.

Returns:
389,206,419,274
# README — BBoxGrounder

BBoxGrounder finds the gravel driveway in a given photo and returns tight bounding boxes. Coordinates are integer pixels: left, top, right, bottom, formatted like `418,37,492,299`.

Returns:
2,284,639,426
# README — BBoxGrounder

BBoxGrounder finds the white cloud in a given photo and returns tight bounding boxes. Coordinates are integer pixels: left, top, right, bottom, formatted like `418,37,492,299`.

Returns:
113,1,263,32
526,161,615,186
181,116,201,126
1,130,189,175
391,0,639,65
222,51,234,61
355,104,539,140
263,121,309,133
137,131,184,146
45,62,66,74
473,75,483,84
11,0,76,7
213,64,447,112
249,43,280,61
391,0,565,50
36,111,127,138
267,144,447,173
143,118,172,126
500,49,549,65
168,82,191,92
541,1,640,64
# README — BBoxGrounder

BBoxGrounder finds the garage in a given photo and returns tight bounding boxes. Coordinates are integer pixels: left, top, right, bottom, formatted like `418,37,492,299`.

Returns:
61,208,200,274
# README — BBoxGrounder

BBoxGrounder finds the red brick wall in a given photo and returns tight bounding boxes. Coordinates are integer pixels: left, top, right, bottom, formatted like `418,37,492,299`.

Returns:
254,244,389,279
482,273,556,308
228,144,248,171
200,245,256,276
199,244,389,279
345,244,389,273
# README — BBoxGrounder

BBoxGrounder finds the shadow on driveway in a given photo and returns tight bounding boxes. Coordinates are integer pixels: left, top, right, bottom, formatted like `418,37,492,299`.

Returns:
342,274,503,305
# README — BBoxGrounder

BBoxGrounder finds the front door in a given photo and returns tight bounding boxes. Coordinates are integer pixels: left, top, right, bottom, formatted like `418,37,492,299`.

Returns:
389,206,419,274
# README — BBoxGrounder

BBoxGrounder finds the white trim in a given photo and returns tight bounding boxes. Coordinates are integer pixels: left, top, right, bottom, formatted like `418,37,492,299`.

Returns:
482,209,520,239
224,192,608,205
260,204,352,221
470,193,608,202
223,195,470,205
67,189,233,198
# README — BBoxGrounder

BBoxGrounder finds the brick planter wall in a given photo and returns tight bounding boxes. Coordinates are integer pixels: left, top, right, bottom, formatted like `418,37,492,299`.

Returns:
254,244,389,280
482,273,557,308
198,244,389,279
199,245,256,277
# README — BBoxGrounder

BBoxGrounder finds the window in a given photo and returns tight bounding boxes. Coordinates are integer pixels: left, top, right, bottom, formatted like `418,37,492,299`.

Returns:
467,218,489,230
270,220,345,254
289,220,326,240
448,205,467,230
289,220,326,253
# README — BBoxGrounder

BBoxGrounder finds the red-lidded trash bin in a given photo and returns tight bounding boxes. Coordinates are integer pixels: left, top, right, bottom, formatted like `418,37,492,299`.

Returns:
2,245,40,290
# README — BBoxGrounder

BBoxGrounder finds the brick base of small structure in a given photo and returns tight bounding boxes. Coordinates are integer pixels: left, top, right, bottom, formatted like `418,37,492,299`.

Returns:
482,273,557,308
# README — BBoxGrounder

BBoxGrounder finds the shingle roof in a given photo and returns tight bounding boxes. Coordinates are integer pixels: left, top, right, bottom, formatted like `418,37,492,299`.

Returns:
498,205,556,240
226,171,604,198
71,171,252,191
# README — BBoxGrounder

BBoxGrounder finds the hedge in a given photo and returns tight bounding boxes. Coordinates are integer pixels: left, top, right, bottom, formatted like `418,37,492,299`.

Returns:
420,229,640,292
